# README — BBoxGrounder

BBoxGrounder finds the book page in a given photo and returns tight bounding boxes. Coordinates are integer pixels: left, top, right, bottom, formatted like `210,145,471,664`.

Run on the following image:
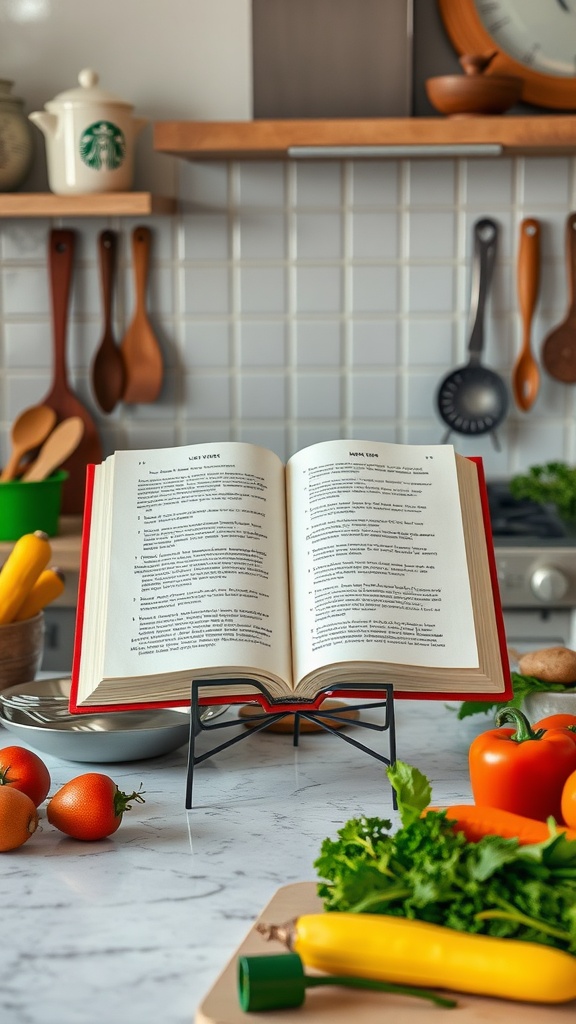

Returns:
84,442,293,691
286,440,478,686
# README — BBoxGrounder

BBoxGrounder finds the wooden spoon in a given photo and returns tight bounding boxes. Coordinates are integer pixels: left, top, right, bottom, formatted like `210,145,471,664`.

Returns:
91,229,125,414
22,416,85,482
119,225,163,403
42,229,103,513
0,404,57,482
512,217,541,412
541,211,576,382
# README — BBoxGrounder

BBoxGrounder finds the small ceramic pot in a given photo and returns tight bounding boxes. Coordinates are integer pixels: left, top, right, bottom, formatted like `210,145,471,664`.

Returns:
29,69,147,195
0,79,34,191
0,612,45,692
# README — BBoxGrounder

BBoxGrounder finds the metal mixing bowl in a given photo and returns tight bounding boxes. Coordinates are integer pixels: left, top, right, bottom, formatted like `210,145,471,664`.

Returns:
524,690,576,721
0,676,226,762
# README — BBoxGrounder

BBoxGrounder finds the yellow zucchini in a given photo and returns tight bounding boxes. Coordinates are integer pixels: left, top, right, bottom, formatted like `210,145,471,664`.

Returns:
14,566,65,621
0,531,52,624
258,913,576,1004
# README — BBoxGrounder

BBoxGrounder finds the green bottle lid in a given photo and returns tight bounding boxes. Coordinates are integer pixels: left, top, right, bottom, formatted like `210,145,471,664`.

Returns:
237,952,307,1012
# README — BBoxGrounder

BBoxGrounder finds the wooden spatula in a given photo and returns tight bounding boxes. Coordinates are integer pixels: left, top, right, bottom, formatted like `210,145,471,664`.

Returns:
21,416,85,482
541,212,576,383
41,229,103,514
512,218,541,412
0,404,56,482
120,225,164,403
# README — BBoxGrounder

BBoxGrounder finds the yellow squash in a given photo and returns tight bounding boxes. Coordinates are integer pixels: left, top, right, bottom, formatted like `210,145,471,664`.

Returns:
259,913,576,1005
0,531,52,624
14,566,65,621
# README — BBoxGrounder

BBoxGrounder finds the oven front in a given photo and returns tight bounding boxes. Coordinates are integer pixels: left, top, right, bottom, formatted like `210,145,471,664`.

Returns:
488,480,576,654
494,545,576,652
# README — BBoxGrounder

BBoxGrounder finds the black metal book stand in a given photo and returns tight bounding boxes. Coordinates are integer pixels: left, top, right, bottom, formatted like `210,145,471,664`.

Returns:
185,679,397,810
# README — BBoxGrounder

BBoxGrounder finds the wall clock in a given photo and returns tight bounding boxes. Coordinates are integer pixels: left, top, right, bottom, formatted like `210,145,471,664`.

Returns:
437,0,576,109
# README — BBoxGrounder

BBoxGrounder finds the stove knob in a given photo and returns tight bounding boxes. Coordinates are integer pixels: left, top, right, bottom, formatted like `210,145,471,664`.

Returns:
529,566,569,603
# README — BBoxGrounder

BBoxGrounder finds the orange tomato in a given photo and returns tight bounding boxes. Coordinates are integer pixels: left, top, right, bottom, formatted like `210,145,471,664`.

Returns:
561,769,576,829
0,786,39,851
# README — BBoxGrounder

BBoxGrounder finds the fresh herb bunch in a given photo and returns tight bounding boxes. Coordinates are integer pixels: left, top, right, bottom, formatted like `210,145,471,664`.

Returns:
314,761,576,954
510,461,576,523
456,671,576,720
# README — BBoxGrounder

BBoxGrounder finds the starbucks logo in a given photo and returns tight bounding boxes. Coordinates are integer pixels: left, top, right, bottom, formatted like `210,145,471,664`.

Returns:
79,120,126,171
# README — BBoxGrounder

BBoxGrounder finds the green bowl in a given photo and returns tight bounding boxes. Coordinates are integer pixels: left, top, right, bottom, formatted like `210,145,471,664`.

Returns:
0,471,68,541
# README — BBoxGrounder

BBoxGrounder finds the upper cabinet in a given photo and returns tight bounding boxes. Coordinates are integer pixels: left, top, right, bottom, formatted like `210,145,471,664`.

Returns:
153,116,576,161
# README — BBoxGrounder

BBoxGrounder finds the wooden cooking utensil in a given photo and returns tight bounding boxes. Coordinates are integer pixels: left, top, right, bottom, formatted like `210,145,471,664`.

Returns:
541,211,576,383
0,404,56,482
512,217,541,411
41,229,103,514
21,416,85,482
119,225,163,403
91,229,125,414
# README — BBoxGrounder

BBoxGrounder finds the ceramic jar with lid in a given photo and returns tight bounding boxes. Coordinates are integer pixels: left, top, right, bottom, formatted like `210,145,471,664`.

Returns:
29,69,147,195
0,79,34,192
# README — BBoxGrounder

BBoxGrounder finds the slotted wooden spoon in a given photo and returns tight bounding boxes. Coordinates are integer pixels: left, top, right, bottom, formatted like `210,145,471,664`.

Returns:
541,211,576,383
91,229,125,414
0,404,56,481
512,217,541,412
120,225,163,403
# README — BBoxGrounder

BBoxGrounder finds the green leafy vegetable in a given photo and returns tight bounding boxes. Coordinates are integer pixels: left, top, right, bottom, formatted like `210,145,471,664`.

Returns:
510,461,576,524
313,761,576,954
456,672,575,720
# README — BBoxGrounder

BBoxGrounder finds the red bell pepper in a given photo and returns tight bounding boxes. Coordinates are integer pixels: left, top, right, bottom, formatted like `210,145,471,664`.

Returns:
469,706,576,823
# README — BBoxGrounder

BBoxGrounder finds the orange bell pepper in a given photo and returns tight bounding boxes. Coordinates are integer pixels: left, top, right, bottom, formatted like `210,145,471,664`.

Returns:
532,713,576,743
469,707,576,823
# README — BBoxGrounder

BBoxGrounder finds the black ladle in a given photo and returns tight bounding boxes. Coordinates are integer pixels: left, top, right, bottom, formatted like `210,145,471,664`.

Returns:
436,218,508,449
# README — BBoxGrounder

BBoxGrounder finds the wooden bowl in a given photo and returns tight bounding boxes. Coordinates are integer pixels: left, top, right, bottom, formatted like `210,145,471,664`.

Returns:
426,73,522,117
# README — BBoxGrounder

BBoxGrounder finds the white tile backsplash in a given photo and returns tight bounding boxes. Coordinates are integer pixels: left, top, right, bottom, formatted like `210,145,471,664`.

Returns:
238,265,286,313
350,211,399,259
294,373,341,419
2,152,576,475
294,265,342,314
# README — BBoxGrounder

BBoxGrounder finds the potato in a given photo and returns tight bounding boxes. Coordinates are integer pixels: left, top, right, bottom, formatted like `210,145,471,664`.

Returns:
517,646,576,684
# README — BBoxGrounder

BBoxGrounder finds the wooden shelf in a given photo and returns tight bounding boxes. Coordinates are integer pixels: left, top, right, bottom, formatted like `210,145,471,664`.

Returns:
153,115,576,160
0,192,177,218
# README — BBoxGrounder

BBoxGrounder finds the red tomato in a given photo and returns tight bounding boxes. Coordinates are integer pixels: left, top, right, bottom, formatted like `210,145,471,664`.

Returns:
0,745,51,807
561,769,576,829
46,772,144,841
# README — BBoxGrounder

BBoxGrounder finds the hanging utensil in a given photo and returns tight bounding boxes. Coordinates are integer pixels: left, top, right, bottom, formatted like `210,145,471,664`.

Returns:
91,229,125,414
541,211,576,383
512,217,541,412
21,416,85,482
119,225,163,403
0,404,56,482
436,217,508,448
41,229,103,514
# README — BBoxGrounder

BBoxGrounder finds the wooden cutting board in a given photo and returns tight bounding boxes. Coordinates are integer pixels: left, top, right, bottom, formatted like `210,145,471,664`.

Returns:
195,882,575,1023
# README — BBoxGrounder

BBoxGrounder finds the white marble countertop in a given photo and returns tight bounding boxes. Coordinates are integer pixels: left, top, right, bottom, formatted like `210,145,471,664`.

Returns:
0,698,486,1024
